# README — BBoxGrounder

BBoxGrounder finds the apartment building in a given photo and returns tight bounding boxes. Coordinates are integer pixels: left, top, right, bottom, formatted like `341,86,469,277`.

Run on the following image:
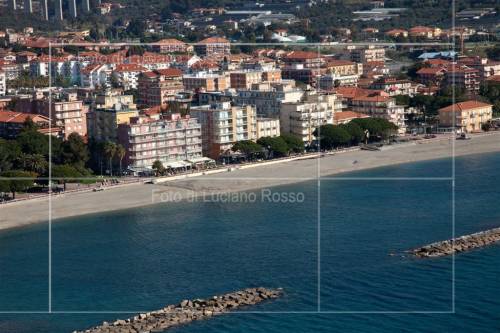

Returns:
118,113,202,169
138,68,184,107
351,45,385,63
282,51,325,84
351,95,406,133
280,91,341,144
190,102,257,159
87,103,139,142
322,58,363,89
235,81,304,117
15,91,88,139
182,72,229,92
112,64,148,90
369,77,420,96
458,57,500,81
256,117,281,138
194,37,231,56
439,100,493,133
230,70,263,89
93,90,137,110
152,38,191,54
445,66,480,95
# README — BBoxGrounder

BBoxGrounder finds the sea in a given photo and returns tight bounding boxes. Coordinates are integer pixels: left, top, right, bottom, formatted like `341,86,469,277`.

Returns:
0,152,499,332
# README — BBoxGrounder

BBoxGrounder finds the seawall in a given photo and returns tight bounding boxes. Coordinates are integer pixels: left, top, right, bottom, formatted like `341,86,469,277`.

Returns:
409,227,500,258
73,287,283,333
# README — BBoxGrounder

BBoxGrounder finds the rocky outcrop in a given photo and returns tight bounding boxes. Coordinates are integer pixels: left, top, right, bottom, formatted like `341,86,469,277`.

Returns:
73,287,283,333
409,227,500,258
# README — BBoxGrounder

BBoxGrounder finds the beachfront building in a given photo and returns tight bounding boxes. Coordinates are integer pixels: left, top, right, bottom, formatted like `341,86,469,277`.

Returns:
351,95,406,134
138,69,184,107
118,113,202,169
256,117,280,138
280,91,341,144
235,81,304,117
182,72,229,92
438,101,493,133
87,103,139,142
190,102,257,159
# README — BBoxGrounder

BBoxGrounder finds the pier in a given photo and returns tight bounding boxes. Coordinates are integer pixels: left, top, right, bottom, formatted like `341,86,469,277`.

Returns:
73,287,283,333
409,227,500,258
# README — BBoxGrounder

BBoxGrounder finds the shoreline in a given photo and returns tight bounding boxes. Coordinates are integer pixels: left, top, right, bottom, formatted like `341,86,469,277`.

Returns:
1,132,500,232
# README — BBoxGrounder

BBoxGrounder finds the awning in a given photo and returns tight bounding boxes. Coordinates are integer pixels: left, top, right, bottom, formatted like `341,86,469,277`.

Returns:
187,157,215,164
165,161,191,168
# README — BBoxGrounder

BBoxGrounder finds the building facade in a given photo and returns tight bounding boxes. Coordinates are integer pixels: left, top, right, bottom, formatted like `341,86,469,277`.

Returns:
118,113,202,169
190,102,257,159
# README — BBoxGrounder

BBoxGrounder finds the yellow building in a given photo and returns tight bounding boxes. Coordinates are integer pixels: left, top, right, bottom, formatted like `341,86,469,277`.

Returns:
439,101,493,133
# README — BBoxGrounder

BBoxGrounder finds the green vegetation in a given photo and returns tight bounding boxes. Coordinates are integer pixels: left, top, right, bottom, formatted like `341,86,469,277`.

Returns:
232,134,305,160
0,119,93,200
314,118,398,149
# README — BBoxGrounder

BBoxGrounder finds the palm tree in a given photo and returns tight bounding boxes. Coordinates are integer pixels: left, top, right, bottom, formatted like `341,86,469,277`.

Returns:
115,144,126,176
103,142,117,177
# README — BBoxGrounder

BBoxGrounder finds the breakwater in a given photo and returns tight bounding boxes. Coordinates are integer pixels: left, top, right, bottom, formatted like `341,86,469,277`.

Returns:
73,287,283,333
409,227,500,258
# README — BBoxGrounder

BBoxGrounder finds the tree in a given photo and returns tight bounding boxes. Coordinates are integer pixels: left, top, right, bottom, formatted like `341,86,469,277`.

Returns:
0,139,21,172
115,144,126,176
61,133,89,168
103,142,117,176
0,170,36,199
16,129,50,156
341,122,364,145
280,133,305,154
232,140,263,160
313,125,351,150
257,136,289,158
51,164,81,191
152,160,165,176
18,154,48,175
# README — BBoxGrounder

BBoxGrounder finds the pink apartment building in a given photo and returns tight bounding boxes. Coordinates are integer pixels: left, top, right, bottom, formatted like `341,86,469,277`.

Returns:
118,113,203,169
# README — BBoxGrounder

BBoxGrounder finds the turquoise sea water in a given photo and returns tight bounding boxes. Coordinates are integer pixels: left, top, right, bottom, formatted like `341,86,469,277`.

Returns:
0,153,499,332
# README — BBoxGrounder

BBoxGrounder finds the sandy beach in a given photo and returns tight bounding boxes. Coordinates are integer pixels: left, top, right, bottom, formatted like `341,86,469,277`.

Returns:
1,132,499,231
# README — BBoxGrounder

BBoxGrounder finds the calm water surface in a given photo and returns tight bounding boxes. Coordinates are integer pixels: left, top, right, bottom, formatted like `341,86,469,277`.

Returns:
0,153,499,332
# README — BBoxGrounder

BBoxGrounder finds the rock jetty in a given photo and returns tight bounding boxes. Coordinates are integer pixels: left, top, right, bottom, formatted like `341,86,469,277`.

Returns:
73,287,283,333
409,227,500,258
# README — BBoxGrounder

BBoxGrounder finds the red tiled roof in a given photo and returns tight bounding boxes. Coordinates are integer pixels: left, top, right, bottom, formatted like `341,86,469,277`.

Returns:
284,51,321,60
197,37,230,44
115,64,148,72
0,111,49,123
439,101,492,112
155,68,183,77
335,111,369,121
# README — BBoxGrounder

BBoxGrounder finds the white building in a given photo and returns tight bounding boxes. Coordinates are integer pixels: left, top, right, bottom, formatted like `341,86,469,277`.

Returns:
235,81,304,117
112,64,148,90
351,95,406,134
256,117,280,138
280,91,341,144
